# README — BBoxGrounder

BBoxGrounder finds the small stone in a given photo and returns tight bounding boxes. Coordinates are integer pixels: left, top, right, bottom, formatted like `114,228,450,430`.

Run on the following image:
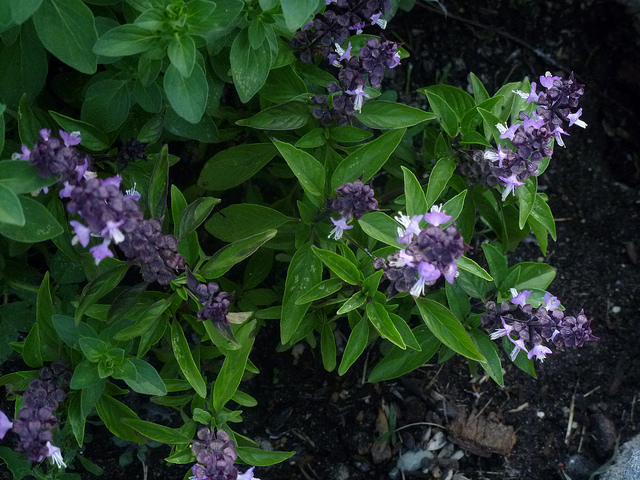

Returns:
427,431,447,451
353,455,371,472
592,412,617,460
397,450,435,471
612,306,621,313
564,453,596,480
388,467,400,479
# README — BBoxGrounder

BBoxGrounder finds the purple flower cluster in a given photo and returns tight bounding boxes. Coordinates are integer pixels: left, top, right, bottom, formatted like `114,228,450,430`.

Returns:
481,289,597,362
190,428,258,480
327,178,378,240
374,207,467,297
292,0,392,62
17,130,185,284
467,72,585,200
0,363,70,468
186,271,233,325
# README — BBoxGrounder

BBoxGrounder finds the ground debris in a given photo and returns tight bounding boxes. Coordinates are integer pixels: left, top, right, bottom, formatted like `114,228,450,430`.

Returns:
448,409,516,457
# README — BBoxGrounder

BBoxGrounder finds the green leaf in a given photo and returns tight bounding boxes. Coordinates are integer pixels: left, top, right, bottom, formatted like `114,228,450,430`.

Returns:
295,278,343,305
212,321,256,411
368,325,440,382
441,189,467,223
502,336,537,378
469,72,489,103
0,22,47,108
236,447,295,467
165,108,219,143
419,85,475,137
336,291,366,315
32,0,98,74
366,302,405,349
7,0,43,24
0,446,32,480
358,211,402,247
425,156,456,209
312,246,362,285
96,395,146,443
272,139,325,199
280,0,318,30
0,184,25,226
23,323,42,367
416,298,485,362
121,418,192,444
457,256,492,281
329,125,372,143
177,197,220,240
17,94,40,149
81,79,130,132
529,193,556,240
517,176,537,229
164,63,208,124
122,358,167,396
477,107,504,143
320,322,336,371
470,328,504,387
236,100,310,130
201,230,277,279
78,337,109,362
230,28,272,103
93,24,159,56
75,264,129,323
388,313,420,350
0,195,63,242
49,111,110,151
147,144,169,218
331,128,405,189
402,166,427,217
338,318,369,375
198,144,277,191
52,315,98,350
70,360,102,389
357,101,435,129
167,34,196,78
185,0,219,36
528,214,548,256
280,243,322,344
260,65,307,104
113,297,172,341
171,320,207,398
205,204,294,243
482,243,508,287
511,262,556,292
196,0,243,42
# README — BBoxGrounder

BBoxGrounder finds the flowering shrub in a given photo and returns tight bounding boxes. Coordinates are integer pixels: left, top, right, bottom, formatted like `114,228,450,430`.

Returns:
0,0,596,476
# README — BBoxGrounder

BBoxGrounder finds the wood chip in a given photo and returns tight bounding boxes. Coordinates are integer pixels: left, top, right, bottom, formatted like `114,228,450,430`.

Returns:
448,410,517,457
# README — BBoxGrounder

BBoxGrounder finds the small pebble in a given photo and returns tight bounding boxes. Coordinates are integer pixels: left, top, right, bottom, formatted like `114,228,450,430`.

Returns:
612,306,621,313
564,453,597,480
389,467,400,480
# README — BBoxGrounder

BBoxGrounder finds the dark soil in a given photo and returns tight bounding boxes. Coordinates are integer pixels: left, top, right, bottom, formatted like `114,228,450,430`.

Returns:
3,1,640,480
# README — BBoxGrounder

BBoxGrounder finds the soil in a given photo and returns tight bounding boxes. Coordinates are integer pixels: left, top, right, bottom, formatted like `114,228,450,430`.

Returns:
2,1,640,480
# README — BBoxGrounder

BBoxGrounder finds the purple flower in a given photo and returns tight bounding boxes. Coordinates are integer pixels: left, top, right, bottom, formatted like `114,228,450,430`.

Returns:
423,206,452,227
498,173,525,200
527,82,539,103
344,85,370,113
46,442,66,468
90,240,114,264
509,337,529,361
59,130,81,147
567,108,587,128
544,292,561,310
410,261,441,298
527,344,552,362
395,213,422,244
329,178,378,220
497,123,520,141
70,220,91,247
510,288,532,307
329,217,353,240
0,410,12,439
539,72,562,89
100,220,125,244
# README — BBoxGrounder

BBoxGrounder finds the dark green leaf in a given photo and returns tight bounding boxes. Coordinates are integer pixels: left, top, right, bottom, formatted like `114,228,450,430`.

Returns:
368,325,439,382
470,329,504,386
358,211,401,247
236,100,310,130
205,204,294,243
236,447,295,467
168,34,196,77
147,144,169,218
122,358,167,396
260,65,307,104
0,195,63,242
0,446,32,480
529,193,556,240
402,166,426,217
511,262,556,291
122,418,191,444
107,283,148,323
336,291,366,315
81,79,130,132
0,184,25,226
331,128,405,189
201,230,277,279
23,323,42,367
338,318,368,375
296,278,343,305
295,128,326,149
32,0,97,73
75,264,129,322
185,0,219,36
280,0,318,30
482,242,508,287
164,63,208,124
198,144,277,191
281,243,322,343
469,72,489,103
419,85,475,137
273,139,325,199
230,28,272,103
312,246,362,285
416,298,485,362
320,322,336,371
96,395,147,443
171,320,207,398
366,302,405,349
17,94,40,147
517,176,537,229
49,111,110,151
8,0,43,24
93,24,159,56
329,125,372,143
52,315,98,349
70,360,102,389
177,197,220,239
357,101,435,129
113,297,172,341
425,156,456,209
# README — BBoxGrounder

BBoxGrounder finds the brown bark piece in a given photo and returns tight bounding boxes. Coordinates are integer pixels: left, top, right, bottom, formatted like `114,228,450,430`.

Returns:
448,410,517,457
